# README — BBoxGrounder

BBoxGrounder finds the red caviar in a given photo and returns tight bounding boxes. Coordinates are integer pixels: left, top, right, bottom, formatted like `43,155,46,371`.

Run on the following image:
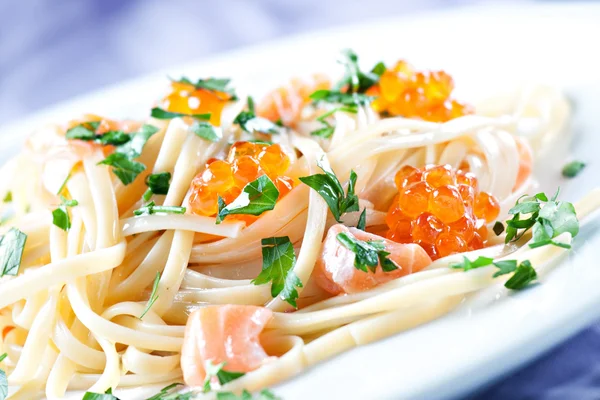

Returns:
161,81,232,126
386,164,500,259
366,61,473,122
188,142,294,224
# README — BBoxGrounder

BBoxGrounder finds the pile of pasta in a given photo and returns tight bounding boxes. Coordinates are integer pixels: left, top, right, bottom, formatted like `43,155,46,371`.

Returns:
0,51,593,400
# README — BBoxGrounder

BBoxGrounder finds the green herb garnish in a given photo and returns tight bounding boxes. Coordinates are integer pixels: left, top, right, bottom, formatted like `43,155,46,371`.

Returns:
336,231,398,273
0,228,27,277
562,160,586,178
333,49,382,94
143,172,172,202
145,383,193,400
2,192,12,203
174,77,237,100
233,97,281,135
140,272,160,319
493,221,505,236
133,201,186,216
0,353,6,400
82,388,120,400
505,189,579,249
190,121,221,142
310,105,357,139
451,256,537,290
252,236,302,307
309,90,373,107
216,175,279,224
216,389,280,400
356,208,367,231
150,107,211,121
504,260,537,290
52,196,79,231
299,159,359,222
203,361,245,393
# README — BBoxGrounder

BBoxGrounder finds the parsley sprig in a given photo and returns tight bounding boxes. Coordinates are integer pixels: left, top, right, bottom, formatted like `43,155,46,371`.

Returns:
66,121,130,146
309,90,373,108
150,107,211,121
252,236,302,307
310,105,357,139
0,228,27,278
336,231,398,273
451,256,537,290
333,49,383,94
143,172,172,202
133,201,186,216
233,97,281,135
145,383,192,400
203,361,245,393
216,175,279,224
52,196,79,231
82,388,119,400
505,189,579,249
299,159,359,222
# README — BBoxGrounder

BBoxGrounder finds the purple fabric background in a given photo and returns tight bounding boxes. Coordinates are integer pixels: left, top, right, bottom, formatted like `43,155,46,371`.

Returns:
1,1,596,399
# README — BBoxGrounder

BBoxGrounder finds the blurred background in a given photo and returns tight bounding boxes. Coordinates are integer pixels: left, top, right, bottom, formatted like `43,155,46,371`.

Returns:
1,1,598,399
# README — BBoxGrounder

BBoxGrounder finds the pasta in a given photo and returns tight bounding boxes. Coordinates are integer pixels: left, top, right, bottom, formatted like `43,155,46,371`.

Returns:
0,49,593,400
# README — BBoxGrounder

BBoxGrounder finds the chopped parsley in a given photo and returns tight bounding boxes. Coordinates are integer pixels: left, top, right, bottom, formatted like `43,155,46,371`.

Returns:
334,49,382,94
216,175,279,224
252,236,302,307
145,383,193,400
82,388,119,400
2,192,11,203
216,390,280,400
66,121,133,147
203,361,245,393
98,124,159,185
143,172,172,202
52,196,79,231
133,201,186,216
356,208,367,231
299,158,359,222
0,228,27,277
140,272,160,319
493,221,505,236
451,256,537,290
309,90,373,108
336,232,398,273
190,121,221,142
310,105,358,139
174,76,237,100
562,160,586,178
150,107,211,121
233,97,281,135
505,189,579,249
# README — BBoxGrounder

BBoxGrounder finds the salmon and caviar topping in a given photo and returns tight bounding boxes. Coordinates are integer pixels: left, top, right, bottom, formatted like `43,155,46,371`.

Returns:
366,60,473,122
314,224,432,295
256,74,331,126
181,305,273,387
188,141,294,224
161,78,236,126
386,164,500,260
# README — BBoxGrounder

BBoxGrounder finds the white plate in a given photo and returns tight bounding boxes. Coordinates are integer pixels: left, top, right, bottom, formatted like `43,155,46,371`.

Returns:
2,3,600,400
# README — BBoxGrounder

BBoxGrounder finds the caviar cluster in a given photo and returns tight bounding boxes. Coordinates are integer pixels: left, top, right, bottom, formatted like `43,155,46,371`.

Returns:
188,142,294,224
386,164,500,259
161,81,230,126
366,61,472,122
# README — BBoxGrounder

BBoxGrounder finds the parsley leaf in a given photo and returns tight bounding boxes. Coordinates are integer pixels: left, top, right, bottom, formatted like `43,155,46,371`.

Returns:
299,159,359,222
356,208,367,231
216,175,279,224
336,232,398,273
150,107,211,121
143,172,172,202
133,201,186,216
310,106,357,138
0,228,27,277
504,260,537,290
140,272,160,318
190,121,221,142
203,361,245,393
450,256,494,271
310,90,373,107
52,196,79,231
233,97,281,135
493,221,505,236
174,76,237,100
82,388,120,400
216,390,280,400
2,192,12,203
333,49,382,94
562,160,585,178
371,61,386,76
252,236,302,307
66,122,135,147
491,260,518,278
505,190,579,249
117,124,159,158
145,383,193,400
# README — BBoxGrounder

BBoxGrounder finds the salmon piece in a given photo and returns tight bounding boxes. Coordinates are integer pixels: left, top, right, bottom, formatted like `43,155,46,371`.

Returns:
181,305,273,387
314,225,432,295
257,74,330,126
513,136,533,191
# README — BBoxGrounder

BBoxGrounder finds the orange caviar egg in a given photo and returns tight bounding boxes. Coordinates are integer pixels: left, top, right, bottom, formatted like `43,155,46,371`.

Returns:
368,60,473,122
188,142,294,224
161,81,232,126
386,164,500,260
